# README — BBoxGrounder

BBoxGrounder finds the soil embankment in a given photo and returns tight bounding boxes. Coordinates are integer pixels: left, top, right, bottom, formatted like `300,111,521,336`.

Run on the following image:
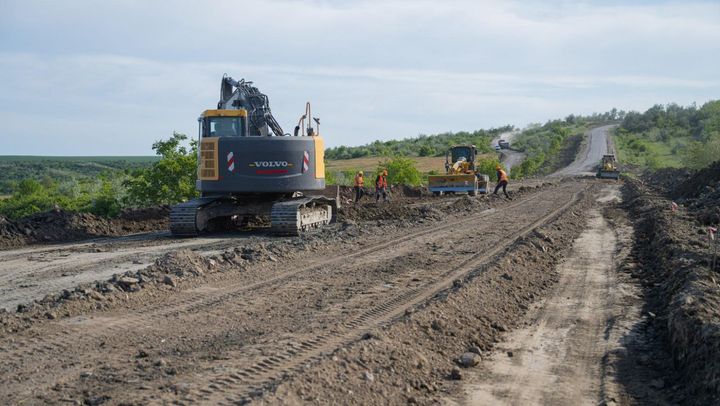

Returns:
619,164,720,405
0,206,169,249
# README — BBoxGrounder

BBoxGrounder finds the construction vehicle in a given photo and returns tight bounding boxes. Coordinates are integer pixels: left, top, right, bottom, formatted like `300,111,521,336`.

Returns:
170,75,337,236
498,140,510,149
428,145,489,196
597,154,620,180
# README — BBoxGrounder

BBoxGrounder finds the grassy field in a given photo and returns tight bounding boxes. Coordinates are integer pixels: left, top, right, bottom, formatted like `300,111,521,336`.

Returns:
0,156,159,194
614,132,688,169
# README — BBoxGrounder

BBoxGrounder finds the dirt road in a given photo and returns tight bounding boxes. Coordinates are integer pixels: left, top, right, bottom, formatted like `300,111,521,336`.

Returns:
463,187,634,405
491,131,525,171
0,233,245,311
552,124,616,177
0,181,592,404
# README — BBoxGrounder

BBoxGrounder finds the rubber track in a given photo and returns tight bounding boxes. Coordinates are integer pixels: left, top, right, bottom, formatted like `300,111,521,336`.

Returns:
180,188,585,405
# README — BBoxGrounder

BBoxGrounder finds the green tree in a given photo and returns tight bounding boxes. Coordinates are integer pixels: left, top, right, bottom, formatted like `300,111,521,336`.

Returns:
378,157,422,186
124,132,199,206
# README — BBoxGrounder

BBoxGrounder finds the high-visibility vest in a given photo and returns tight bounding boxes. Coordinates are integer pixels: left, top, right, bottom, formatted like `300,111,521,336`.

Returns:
354,175,364,187
498,169,508,182
376,175,387,188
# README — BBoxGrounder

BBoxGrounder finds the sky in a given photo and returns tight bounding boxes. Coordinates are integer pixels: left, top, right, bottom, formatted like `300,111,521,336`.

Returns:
1,0,719,155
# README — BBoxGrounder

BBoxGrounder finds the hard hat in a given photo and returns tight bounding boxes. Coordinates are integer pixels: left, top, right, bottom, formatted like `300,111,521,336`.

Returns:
495,164,501,170
358,171,363,175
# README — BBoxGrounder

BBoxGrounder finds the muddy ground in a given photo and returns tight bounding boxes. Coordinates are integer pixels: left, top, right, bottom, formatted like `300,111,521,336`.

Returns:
0,170,718,405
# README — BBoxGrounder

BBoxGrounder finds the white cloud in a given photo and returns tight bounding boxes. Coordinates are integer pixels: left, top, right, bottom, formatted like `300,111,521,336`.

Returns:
0,0,718,154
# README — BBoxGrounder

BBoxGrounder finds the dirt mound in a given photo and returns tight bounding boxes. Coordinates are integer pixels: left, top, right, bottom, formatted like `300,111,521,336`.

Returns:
623,177,720,404
0,207,169,249
643,161,720,226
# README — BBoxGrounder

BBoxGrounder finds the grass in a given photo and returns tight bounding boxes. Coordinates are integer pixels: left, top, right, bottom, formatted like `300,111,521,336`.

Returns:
614,132,688,169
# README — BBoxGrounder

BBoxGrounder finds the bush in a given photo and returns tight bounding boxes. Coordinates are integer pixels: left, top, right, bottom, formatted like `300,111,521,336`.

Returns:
124,132,199,206
475,156,503,179
377,157,422,186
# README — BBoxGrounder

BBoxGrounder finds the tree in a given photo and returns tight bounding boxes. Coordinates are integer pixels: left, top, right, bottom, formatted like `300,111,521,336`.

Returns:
378,157,422,186
124,132,199,206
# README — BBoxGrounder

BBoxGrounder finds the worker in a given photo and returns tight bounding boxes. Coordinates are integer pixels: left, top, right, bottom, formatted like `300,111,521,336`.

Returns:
375,169,389,202
353,171,365,202
493,164,510,198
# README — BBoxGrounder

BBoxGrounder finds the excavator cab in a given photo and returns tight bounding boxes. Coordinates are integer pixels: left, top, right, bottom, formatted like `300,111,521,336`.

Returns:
201,110,248,138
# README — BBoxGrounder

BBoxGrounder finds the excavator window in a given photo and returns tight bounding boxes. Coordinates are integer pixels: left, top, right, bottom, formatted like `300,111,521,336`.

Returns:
205,117,246,137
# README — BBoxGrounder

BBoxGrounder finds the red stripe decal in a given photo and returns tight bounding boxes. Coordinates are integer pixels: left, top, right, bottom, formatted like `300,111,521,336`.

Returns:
256,169,289,174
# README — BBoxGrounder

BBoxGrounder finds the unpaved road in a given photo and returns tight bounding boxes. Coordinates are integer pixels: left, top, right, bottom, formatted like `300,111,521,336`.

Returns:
0,233,250,311
492,131,525,171
463,188,631,405
0,181,593,404
552,124,616,177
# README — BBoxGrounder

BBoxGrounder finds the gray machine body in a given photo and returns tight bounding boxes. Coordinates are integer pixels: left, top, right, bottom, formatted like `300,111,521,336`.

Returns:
197,136,324,194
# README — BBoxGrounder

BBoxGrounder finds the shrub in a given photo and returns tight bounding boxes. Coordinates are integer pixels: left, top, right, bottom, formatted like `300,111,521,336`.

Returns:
377,157,422,186
124,132,199,206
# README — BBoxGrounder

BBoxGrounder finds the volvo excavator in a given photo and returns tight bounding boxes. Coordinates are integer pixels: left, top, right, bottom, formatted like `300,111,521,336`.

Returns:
170,75,337,236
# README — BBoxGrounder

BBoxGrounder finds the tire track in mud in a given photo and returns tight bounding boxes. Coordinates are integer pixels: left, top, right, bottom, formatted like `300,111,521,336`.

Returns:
1,193,550,401
178,187,586,405
1,184,583,403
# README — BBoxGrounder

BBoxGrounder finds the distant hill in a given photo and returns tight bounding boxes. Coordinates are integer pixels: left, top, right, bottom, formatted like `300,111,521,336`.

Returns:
324,126,514,160
0,156,158,194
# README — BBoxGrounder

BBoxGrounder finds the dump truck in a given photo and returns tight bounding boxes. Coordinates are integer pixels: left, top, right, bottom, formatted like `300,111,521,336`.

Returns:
428,145,489,196
596,154,620,179
169,75,337,236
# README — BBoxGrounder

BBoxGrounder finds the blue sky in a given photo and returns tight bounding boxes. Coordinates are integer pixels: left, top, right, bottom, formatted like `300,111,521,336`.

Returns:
1,0,718,155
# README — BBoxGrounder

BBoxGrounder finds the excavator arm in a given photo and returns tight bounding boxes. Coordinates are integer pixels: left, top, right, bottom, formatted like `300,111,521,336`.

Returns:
218,75,287,136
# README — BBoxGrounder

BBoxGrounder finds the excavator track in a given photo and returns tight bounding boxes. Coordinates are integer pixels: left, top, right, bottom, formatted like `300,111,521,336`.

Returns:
270,197,336,236
171,196,337,237
169,197,219,237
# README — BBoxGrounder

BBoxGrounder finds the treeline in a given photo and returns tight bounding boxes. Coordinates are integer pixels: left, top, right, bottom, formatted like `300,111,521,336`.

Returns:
0,133,197,219
616,101,720,169
325,126,514,160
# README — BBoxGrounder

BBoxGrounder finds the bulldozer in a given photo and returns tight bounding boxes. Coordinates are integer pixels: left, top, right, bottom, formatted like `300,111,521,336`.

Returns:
428,145,489,196
169,75,337,236
597,154,620,180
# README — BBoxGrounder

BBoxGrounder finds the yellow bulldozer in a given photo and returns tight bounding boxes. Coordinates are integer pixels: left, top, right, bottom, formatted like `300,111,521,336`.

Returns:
428,145,489,196
596,154,620,180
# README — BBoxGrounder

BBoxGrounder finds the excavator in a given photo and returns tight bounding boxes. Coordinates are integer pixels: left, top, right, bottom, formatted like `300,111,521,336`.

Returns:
428,145,489,196
170,75,337,236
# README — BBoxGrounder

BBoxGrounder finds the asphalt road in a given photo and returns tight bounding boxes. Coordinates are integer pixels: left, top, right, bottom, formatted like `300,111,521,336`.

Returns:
552,124,616,177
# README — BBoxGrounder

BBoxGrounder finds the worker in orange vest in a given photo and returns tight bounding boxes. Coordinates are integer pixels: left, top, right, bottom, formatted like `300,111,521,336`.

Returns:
353,171,365,202
375,169,389,202
493,164,510,198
